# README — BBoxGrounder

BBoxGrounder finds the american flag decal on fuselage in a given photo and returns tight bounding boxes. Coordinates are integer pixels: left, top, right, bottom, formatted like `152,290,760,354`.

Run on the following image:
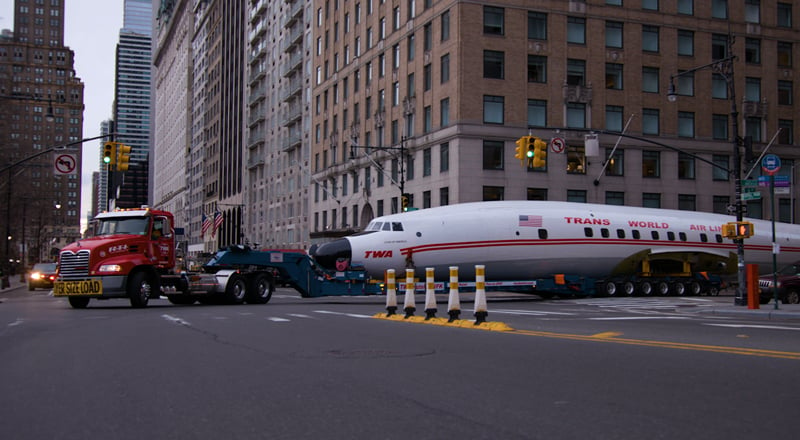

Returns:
518,215,543,227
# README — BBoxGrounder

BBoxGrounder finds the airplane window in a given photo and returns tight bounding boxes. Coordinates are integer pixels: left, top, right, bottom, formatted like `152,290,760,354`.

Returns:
667,231,675,241
715,234,723,243
700,233,708,242
372,222,383,230
617,229,625,239
651,231,659,240
392,222,404,231
632,230,641,239
679,232,687,241
382,222,392,231
538,229,548,239
601,228,610,238
584,227,593,238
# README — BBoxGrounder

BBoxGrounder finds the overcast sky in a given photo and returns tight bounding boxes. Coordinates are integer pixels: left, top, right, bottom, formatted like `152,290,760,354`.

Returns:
1,0,124,229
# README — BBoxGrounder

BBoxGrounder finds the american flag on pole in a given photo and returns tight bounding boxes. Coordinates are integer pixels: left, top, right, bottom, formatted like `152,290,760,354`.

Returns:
518,215,543,227
211,210,224,237
201,213,212,238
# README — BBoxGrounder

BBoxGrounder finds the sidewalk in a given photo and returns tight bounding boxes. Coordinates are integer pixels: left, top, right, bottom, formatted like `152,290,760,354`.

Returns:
701,301,800,321
0,274,28,294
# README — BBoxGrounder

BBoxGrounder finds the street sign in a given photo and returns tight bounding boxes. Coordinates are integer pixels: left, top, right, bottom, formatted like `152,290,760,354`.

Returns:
550,137,565,154
54,153,77,175
742,191,761,201
761,154,781,176
742,179,758,187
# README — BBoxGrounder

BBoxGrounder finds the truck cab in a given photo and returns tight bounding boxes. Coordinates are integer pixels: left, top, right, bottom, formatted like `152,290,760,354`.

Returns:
758,262,800,305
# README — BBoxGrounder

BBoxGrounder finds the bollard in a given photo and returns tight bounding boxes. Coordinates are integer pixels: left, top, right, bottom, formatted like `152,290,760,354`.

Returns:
473,265,488,324
403,268,416,318
424,267,437,320
447,266,460,322
385,269,397,316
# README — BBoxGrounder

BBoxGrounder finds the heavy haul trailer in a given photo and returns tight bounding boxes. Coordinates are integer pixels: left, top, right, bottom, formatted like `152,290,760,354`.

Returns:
54,208,382,309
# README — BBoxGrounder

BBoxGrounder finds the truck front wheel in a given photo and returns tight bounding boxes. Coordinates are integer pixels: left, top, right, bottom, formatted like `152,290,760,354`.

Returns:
128,272,153,308
68,296,90,309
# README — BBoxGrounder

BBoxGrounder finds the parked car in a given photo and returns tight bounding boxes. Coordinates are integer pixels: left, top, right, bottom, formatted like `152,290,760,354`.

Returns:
758,262,800,304
28,263,58,291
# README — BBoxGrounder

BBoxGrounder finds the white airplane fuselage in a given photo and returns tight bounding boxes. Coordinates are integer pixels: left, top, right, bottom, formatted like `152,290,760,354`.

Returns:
311,201,800,282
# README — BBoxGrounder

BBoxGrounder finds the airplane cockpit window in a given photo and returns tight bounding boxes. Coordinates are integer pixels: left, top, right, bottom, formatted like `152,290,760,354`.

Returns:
538,229,548,239
651,231,659,240
392,222,403,231
715,234,723,243
700,233,708,242
371,222,383,230
584,227,593,238
667,231,675,241
382,222,392,231
632,230,641,239
601,228,610,238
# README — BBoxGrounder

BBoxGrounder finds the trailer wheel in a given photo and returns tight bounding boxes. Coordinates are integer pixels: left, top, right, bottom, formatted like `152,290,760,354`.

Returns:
623,281,636,296
640,281,653,296
247,274,274,304
128,272,152,308
672,282,686,296
657,281,670,296
225,275,247,305
785,290,800,304
68,296,90,309
707,286,719,296
603,281,618,296
688,281,702,296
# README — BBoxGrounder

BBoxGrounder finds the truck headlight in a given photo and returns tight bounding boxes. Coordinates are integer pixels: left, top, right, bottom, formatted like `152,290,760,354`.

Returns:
99,264,123,273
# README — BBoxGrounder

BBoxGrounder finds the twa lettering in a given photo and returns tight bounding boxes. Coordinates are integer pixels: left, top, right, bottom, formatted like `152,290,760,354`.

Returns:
365,250,393,258
628,220,670,229
565,217,611,226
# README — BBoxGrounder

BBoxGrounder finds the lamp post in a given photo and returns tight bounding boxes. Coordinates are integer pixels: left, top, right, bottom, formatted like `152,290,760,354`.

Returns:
668,39,746,306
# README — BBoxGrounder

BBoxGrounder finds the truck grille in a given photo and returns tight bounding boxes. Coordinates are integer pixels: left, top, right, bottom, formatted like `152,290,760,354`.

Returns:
59,250,91,279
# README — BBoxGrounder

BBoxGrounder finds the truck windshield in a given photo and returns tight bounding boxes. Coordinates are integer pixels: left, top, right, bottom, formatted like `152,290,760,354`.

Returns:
96,217,149,236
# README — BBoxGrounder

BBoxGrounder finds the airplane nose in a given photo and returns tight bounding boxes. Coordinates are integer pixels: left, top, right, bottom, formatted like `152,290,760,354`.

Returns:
310,238,352,270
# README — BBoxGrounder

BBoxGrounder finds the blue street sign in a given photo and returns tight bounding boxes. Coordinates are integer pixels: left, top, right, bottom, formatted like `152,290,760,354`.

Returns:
762,154,781,176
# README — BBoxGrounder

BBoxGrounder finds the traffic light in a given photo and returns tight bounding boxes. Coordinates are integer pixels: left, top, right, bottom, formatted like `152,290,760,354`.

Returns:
116,144,132,171
529,137,547,168
514,136,529,166
102,142,117,165
722,221,755,239
737,221,754,239
401,193,410,212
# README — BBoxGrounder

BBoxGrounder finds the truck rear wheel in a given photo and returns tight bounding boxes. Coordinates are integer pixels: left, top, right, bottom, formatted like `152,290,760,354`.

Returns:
68,296,90,309
603,281,618,296
639,281,653,296
657,281,670,295
623,281,636,296
128,272,152,308
246,274,274,304
225,275,247,305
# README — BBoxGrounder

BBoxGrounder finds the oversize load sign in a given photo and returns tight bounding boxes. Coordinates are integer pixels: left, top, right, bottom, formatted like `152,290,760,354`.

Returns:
53,280,103,296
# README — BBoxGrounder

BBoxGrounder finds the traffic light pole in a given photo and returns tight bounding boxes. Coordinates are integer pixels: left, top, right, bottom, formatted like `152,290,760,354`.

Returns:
349,135,408,210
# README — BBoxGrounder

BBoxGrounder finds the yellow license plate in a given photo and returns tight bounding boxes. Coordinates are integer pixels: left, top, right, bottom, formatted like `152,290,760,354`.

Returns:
53,280,103,296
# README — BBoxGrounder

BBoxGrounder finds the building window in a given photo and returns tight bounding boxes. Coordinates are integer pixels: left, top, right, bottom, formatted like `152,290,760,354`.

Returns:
606,63,623,89
745,0,760,24
528,55,546,83
778,42,792,67
528,188,547,200
440,187,449,206
642,108,659,135
566,59,585,86
746,117,762,142
606,191,624,205
440,142,449,172
712,155,729,181
678,0,693,15
566,145,586,174
606,105,623,131
745,77,761,101
778,81,793,105
528,12,547,40
712,34,728,59
713,114,728,140
483,6,504,35
643,151,660,177
567,17,585,44
440,53,450,83
712,0,728,19
778,120,794,145
423,64,432,90
678,30,694,56
678,153,695,179
484,50,504,79
423,106,432,133
423,148,432,177
678,111,695,138
605,148,624,176
440,98,450,127
676,71,694,97
483,186,504,201
424,23,432,50
642,0,659,11
712,74,728,99
483,95,504,124
566,103,586,128
643,193,661,208
528,99,547,127
441,10,450,41
778,3,792,28
678,194,696,211
745,38,761,64
713,195,729,214
606,21,623,48
642,25,659,52
567,190,587,203
482,140,504,170
642,67,659,93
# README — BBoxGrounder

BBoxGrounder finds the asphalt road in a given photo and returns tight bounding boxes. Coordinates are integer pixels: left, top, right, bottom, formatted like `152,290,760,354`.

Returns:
1,288,799,440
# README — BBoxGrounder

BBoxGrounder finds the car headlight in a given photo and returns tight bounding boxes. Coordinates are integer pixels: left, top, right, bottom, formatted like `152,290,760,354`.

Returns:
98,264,123,273
31,272,43,280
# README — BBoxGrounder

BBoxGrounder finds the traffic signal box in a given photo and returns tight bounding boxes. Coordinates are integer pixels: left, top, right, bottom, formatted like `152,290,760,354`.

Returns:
722,221,755,239
401,193,410,212
514,136,529,166
103,142,117,165
530,137,547,168
116,144,132,172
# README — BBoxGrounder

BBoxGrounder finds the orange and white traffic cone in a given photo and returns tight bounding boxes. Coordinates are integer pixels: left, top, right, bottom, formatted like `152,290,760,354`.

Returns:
473,265,488,324
447,266,460,322
385,269,397,316
424,267,437,320
403,268,416,318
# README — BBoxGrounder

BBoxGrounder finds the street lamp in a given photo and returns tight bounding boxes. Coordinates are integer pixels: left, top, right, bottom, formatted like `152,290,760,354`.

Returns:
668,38,746,306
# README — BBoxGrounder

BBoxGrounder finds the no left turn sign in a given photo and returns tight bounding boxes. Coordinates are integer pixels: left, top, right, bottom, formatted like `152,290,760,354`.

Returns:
54,153,77,175
550,137,565,154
